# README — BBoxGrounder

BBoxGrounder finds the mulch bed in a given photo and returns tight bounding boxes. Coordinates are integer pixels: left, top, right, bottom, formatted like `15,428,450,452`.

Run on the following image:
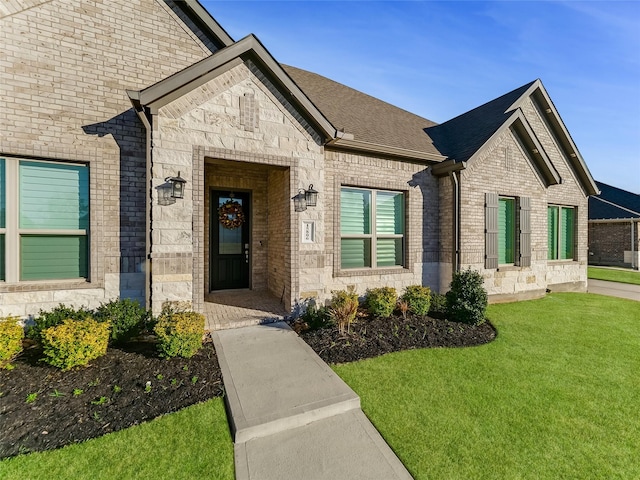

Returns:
0,338,223,459
297,313,496,364
0,312,495,460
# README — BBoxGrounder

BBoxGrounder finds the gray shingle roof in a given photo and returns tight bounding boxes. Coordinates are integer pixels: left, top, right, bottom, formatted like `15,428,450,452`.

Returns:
425,81,536,162
282,65,441,157
589,181,640,220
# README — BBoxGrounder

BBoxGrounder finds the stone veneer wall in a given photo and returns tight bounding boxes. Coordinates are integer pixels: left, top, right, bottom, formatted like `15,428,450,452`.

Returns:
0,0,216,317
452,96,588,300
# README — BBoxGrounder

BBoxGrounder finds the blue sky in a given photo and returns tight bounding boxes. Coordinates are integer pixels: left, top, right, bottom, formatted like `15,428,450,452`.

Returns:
202,1,640,194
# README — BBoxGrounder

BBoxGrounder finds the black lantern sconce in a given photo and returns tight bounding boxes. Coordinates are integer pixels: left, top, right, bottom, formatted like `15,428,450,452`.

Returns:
165,171,187,199
292,184,318,212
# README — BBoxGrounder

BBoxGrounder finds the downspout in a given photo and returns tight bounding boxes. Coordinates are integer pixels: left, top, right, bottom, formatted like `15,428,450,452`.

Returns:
131,103,153,310
632,220,636,270
450,171,461,273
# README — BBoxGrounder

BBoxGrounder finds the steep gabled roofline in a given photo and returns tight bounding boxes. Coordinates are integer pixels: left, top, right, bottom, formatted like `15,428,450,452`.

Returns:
508,79,599,196
128,34,337,142
181,0,235,47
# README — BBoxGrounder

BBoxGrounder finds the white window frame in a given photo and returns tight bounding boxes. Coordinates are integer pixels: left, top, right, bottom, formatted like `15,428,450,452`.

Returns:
339,186,405,270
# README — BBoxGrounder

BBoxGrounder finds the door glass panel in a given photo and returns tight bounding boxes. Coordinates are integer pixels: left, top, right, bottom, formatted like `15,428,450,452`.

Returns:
218,197,243,254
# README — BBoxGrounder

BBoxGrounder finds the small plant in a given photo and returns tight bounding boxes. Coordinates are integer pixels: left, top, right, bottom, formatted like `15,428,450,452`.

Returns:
91,396,108,406
401,285,432,316
446,269,488,325
0,316,24,370
41,318,110,371
87,378,100,387
154,304,205,359
300,302,332,331
113,385,122,393
93,412,101,421
94,298,150,345
428,292,448,319
170,378,178,386
27,304,92,342
145,381,152,393
73,388,84,396
156,374,163,380
329,288,359,335
364,287,397,317
191,375,198,384
49,389,65,398
182,365,189,371
26,393,38,403
397,300,409,320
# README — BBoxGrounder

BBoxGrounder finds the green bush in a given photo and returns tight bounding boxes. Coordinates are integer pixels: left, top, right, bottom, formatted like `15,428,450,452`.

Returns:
401,285,431,316
365,287,398,317
301,302,332,331
0,317,24,370
154,306,205,359
329,288,359,334
428,292,448,319
446,269,488,325
95,298,150,344
41,318,110,371
28,304,93,342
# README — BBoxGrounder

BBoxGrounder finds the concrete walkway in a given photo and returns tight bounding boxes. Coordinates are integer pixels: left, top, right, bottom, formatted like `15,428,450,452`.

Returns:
588,279,640,301
212,322,412,480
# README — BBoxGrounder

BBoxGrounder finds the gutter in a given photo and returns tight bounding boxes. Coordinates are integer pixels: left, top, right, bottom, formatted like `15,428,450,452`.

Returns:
327,137,446,163
128,92,153,310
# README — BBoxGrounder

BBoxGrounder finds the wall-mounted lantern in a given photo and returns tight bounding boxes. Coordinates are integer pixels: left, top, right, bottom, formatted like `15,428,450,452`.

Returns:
292,184,319,212
165,171,187,199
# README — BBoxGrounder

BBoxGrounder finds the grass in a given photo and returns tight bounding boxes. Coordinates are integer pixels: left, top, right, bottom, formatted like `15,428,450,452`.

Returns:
0,398,234,480
588,266,640,285
334,293,640,480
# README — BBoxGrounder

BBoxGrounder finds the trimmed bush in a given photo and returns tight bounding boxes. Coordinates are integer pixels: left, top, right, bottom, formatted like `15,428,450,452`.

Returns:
0,317,24,370
446,269,488,325
154,307,205,359
365,287,398,317
41,318,110,370
95,298,150,344
329,288,359,335
401,285,431,316
301,302,332,331
428,292,448,319
28,304,93,342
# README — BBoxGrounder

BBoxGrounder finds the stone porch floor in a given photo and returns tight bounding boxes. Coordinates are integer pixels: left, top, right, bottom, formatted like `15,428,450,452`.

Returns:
204,289,290,330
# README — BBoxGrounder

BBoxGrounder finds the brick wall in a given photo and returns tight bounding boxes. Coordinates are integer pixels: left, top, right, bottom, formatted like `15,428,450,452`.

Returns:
589,221,639,268
0,0,216,317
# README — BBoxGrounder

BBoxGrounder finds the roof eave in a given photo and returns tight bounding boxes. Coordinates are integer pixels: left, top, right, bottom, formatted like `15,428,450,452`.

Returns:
327,137,446,163
181,0,234,47
431,159,467,176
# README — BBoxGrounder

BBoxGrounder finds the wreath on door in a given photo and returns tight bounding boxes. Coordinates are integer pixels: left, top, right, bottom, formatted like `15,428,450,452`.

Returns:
218,200,245,230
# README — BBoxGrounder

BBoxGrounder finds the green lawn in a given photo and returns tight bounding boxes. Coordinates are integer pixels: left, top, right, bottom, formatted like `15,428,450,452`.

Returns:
588,266,640,285
335,293,640,480
0,398,234,480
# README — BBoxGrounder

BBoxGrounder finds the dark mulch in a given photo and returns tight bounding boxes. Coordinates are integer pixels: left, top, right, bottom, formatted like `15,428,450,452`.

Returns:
298,313,496,364
0,338,223,459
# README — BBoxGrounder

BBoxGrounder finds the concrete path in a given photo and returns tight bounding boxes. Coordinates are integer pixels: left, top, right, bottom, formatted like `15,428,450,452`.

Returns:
212,322,412,480
588,279,640,301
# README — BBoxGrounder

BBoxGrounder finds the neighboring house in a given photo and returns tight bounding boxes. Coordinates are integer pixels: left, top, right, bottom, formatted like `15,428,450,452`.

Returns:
0,0,598,324
588,181,640,269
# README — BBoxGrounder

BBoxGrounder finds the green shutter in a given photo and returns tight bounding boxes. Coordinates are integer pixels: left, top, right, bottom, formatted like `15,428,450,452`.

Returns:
341,238,371,269
20,161,89,230
498,198,515,264
340,189,370,235
548,206,558,260
485,193,499,269
0,158,5,228
560,207,575,260
376,191,403,234
20,235,88,280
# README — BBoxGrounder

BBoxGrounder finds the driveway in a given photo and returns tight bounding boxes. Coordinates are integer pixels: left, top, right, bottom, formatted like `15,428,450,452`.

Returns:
587,279,640,302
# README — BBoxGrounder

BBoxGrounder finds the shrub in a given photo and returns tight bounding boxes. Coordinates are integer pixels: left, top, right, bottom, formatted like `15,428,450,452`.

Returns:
301,302,332,331
329,288,359,335
41,318,110,371
428,292,448,319
94,298,150,344
446,269,488,325
28,304,93,342
401,285,431,316
365,287,398,317
154,306,205,359
0,317,24,370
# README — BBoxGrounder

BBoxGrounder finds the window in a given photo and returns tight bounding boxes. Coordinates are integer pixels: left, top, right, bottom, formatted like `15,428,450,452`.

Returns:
485,193,530,269
548,205,575,260
340,187,404,269
0,157,89,282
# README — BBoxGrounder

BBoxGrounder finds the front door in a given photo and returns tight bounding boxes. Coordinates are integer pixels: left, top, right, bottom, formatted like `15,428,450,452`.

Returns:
211,190,250,290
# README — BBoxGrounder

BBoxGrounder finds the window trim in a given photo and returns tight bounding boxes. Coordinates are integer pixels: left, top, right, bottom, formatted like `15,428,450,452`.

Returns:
547,204,576,261
485,193,531,270
339,186,406,271
0,157,90,283
498,196,516,266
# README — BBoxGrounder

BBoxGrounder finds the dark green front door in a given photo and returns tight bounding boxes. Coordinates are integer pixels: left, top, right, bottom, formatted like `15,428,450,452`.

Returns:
211,191,250,290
